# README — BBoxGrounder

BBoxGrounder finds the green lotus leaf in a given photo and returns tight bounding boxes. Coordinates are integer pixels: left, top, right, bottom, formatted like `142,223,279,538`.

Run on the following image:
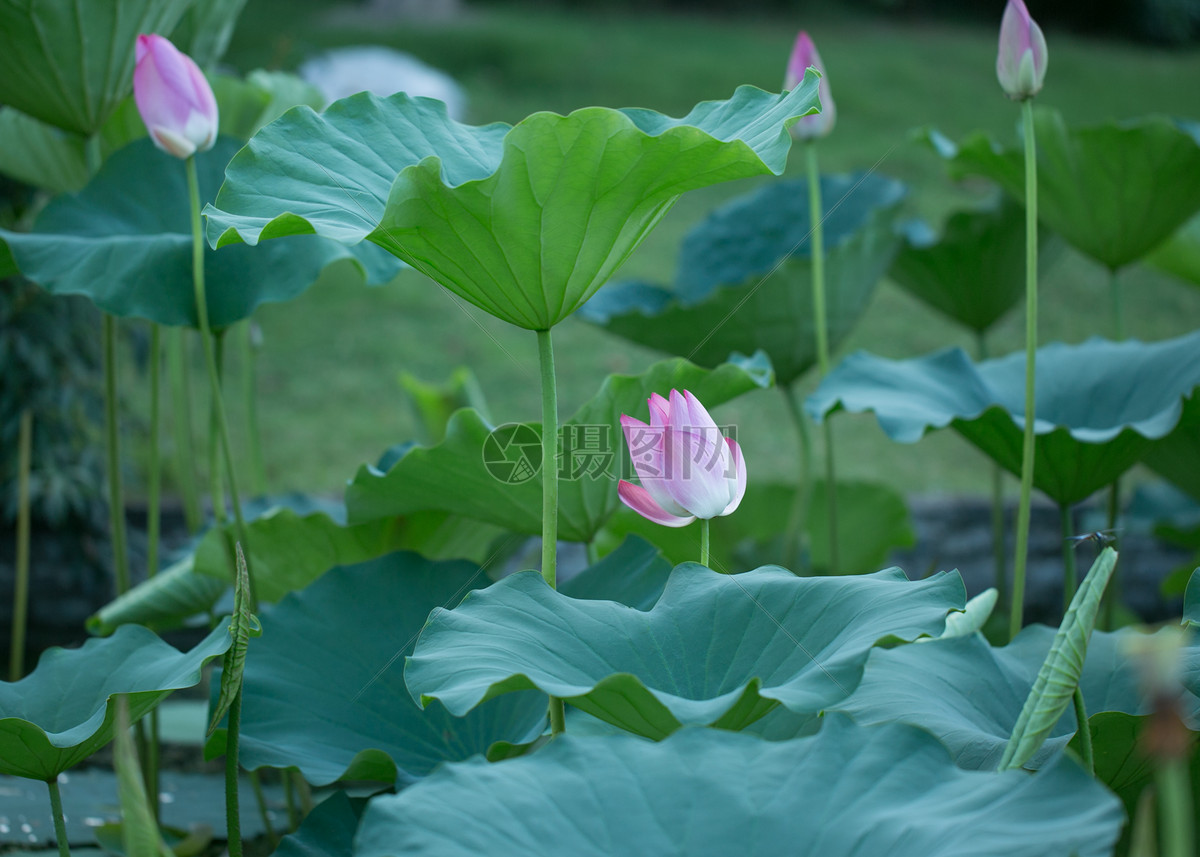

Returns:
834,624,1199,770
1143,392,1200,501
86,554,228,636
578,173,905,386
929,109,1200,270
356,717,1122,857
170,0,247,70
597,478,913,575
275,791,365,857
0,0,190,135
807,332,1200,505
345,352,772,542
890,196,1059,335
1187,566,1200,626
0,136,401,328
0,623,231,779
1148,214,1200,288
405,565,965,740
203,80,822,329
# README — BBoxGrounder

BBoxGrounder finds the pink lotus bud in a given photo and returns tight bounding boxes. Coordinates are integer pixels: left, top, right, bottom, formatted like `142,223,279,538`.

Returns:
617,390,747,527
996,0,1048,100
784,30,835,141
133,34,219,159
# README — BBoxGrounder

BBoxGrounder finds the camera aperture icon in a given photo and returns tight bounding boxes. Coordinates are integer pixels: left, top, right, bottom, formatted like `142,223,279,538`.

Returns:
482,423,542,484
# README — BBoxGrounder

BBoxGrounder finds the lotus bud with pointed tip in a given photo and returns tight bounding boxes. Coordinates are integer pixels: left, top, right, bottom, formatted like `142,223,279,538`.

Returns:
133,34,219,159
618,389,747,528
785,30,835,141
996,0,1048,100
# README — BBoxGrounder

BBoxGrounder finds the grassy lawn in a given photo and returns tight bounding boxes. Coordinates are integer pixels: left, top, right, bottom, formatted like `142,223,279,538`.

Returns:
187,1,1200,500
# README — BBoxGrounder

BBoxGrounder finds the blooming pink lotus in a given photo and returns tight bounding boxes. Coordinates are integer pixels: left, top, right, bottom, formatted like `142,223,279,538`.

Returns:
618,390,747,527
784,30,835,140
133,34,219,159
996,0,1048,100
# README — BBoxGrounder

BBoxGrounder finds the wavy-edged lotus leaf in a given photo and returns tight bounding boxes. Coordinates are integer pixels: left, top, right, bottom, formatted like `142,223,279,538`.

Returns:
890,196,1059,335
834,624,1200,771
0,0,190,135
356,717,1122,857
578,173,905,386
0,623,231,779
807,332,1200,505
405,565,965,740
598,478,913,575
1148,214,1200,288
345,352,772,542
0,136,401,328
203,81,822,330
929,109,1200,270
86,554,228,636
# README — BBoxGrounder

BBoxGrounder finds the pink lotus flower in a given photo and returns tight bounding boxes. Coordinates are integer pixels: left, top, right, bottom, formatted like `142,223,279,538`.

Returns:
996,0,1048,100
618,390,747,527
133,34,219,159
784,30,836,140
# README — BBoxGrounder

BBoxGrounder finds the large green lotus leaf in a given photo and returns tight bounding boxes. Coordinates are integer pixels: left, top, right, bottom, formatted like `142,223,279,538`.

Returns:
0,0,190,135
1143,393,1200,501
276,791,365,857
890,197,1059,335
355,717,1122,857
807,332,1200,505
834,625,1200,770
0,136,401,328
86,554,228,636
345,352,772,542
0,623,230,779
405,565,965,740
577,173,905,386
204,80,822,330
930,109,1200,270
1148,214,1200,288
597,478,913,575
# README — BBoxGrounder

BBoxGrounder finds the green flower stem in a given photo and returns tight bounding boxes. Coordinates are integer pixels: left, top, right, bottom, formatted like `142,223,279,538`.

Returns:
1060,503,1078,610
104,314,131,597
549,697,565,736
700,518,710,567
1157,757,1195,857
806,142,839,575
249,770,278,848
977,333,1008,612
1009,97,1040,642
147,709,160,826
536,328,558,588
147,324,162,579
1110,267,1125,340
47,777,71,857
284,770,300,829
168,328,202,533
185,156,256,606
224,686,244,857
9,409,31,681
208,331,227,524
781,384,814,574
1072,687,1093,774
239,322,267,496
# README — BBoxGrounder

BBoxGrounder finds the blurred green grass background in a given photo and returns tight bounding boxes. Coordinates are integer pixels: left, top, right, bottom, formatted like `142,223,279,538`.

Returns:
195,1,1200,500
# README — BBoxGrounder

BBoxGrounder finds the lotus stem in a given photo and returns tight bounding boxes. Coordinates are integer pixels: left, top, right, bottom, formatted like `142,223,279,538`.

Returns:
249,770,278,848
536,328,558,588
549,697,565,736
147,709,160,826
208,331,227,524
977,333,1008,612
224,686,244,857
47,777,71,857
104,314,131,597
284,769,300,829
1157,757,1195,857
8,409,32,681
239,321,268,497
185,155,256,607
781,384,814,574
806,142,839,575
1060,503,1077,610
168,328,202,533
147,324,162,579
1009,98,1040,642
1110,267,1125,340
700,518,710,567
1072,686,1093,774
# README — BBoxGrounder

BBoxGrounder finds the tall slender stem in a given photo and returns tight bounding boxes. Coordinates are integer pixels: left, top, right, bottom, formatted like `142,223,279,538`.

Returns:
1103,478,1121,630
806,142,839,575
1009,98,1040,642
239,322,268,496
248,770,278,848
549,698,565,736
224,686,244,857
1072,687,1093,774
47,777,71,857
168,328,202,533
147,324,162,579
104,314,131,597
185,156,255,606
781,384,814,574
536,328,558,588
147,709,160,826
9,409,32,681
1158,757,1195,857
208,331,228,524
977,333,1008,612
1060,503,1078,611
1110,267,1125,340
699,518,710,567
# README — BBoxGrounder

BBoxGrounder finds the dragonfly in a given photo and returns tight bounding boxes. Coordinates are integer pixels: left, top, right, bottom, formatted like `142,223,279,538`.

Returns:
1065,528,1121,549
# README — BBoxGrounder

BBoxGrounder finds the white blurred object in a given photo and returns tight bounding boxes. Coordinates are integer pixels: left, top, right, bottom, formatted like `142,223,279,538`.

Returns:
299,46,467,118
